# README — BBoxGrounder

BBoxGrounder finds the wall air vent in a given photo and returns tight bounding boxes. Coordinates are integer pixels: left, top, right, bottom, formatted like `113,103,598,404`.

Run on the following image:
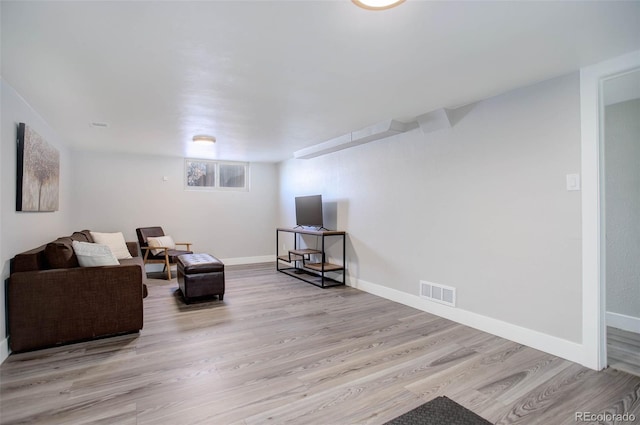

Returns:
420,280,456,307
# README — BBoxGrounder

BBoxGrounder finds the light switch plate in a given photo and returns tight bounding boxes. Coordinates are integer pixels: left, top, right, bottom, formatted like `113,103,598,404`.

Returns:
566,174,580,191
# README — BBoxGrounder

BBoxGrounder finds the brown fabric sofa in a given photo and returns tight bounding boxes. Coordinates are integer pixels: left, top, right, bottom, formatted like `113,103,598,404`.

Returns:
9,230,148,352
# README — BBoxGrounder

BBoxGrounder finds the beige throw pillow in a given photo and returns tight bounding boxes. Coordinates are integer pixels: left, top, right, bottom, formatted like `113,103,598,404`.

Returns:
147,235,176,256
90,231,133,260
72,241,119,267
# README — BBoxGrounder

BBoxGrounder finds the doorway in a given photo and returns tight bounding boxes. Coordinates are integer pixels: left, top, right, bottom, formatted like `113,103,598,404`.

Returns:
580,50,640,371
602,69,640,376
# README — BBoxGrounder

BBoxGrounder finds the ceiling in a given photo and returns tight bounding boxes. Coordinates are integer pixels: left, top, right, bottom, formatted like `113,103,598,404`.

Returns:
2,1,640,163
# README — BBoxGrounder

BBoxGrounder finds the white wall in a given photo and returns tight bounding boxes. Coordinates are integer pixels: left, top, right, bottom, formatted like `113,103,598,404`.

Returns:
69,151,278,263
1,79,73,362
279,73,583,347
605,98,640,324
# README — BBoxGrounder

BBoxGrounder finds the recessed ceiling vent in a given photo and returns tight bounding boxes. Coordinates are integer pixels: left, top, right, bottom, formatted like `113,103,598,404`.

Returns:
420,280,456,307
90,122,109,128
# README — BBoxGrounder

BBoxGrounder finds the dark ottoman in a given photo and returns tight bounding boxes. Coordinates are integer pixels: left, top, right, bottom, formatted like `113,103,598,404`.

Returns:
177,253,225,303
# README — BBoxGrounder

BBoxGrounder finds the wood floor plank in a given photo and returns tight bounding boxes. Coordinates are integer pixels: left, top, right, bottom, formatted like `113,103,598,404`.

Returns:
1,262,639,424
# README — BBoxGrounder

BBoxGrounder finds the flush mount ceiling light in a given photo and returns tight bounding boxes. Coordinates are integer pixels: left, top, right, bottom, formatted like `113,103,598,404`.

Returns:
192,135,216,144
352,0,405,10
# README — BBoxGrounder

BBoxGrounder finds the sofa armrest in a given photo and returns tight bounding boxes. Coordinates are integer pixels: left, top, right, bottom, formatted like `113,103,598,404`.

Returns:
9,264,144,352
127,241,140,257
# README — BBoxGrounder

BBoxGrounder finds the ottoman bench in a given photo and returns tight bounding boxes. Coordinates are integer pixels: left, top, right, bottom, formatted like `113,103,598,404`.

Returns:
177,253,225,303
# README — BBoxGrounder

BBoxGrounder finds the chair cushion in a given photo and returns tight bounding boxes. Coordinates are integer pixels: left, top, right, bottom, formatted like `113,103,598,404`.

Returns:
147,235,176,255
137,227,165,244
166,249,193,259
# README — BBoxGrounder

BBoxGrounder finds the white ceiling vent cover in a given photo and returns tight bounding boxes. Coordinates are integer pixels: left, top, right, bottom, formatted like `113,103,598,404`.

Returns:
420,280,456,307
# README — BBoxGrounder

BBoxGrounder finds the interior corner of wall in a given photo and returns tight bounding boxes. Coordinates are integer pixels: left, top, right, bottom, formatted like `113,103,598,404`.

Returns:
0,337,9,365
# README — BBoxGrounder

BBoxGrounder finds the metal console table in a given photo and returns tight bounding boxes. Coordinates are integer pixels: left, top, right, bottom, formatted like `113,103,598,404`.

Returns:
276,227,346,288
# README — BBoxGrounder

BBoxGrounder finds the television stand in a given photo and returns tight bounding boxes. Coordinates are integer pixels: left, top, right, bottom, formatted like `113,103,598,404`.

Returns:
276,227,346,288
293,225,329,231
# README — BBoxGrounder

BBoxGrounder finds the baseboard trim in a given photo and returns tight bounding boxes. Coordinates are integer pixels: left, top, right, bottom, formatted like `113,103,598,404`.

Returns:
607,311,640,334
0,337,9,365
220,255,276,266
349,277,586,367
144,256,276,271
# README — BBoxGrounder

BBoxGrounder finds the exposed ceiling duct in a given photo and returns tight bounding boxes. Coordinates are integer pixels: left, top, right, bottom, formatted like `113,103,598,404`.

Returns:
294,119,417,159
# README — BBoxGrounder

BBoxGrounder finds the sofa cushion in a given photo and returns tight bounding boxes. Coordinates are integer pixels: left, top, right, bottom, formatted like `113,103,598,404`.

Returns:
71,230,94,243
90,231,133,260
45,238,79,269
11,245,47,273
72,241,119,267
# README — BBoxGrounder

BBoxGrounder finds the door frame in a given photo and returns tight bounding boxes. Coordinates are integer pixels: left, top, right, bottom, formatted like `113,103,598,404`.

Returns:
580,50,640,370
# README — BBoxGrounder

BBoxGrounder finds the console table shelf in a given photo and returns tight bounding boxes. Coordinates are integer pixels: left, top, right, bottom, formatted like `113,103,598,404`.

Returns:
304,263,343,272
277,254,303,262
289,249,322,256
276,227,346,288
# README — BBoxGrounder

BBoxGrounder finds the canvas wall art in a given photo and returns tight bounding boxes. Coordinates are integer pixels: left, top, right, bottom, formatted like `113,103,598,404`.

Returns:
16,123,60,212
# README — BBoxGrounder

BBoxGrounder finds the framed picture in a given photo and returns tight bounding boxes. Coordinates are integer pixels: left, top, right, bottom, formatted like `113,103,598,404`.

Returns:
16,123,59,212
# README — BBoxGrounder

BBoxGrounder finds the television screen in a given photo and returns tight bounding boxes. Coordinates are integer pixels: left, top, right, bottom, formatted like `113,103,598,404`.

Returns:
295,195,323,227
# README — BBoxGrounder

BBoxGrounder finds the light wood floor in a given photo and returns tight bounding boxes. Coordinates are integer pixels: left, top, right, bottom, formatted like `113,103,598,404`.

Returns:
608,326,640,378
1,263,639,425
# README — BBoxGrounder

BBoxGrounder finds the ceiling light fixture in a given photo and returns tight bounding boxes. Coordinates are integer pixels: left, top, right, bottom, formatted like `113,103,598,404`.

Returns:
192,135,216,144
352,0,405,10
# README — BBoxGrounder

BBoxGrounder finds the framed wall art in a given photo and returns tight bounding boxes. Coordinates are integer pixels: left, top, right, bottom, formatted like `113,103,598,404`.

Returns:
16,123,59,212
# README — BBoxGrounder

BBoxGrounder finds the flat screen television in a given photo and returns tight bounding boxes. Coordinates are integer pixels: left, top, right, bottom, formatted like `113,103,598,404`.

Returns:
295,195,324,228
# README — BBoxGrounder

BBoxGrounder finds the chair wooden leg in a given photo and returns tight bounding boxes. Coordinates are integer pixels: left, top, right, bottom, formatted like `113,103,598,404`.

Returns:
165,252,171,280
142,250,150,277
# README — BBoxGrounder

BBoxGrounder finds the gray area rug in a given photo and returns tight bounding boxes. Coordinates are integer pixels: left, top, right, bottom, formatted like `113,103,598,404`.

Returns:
384,396,493,425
